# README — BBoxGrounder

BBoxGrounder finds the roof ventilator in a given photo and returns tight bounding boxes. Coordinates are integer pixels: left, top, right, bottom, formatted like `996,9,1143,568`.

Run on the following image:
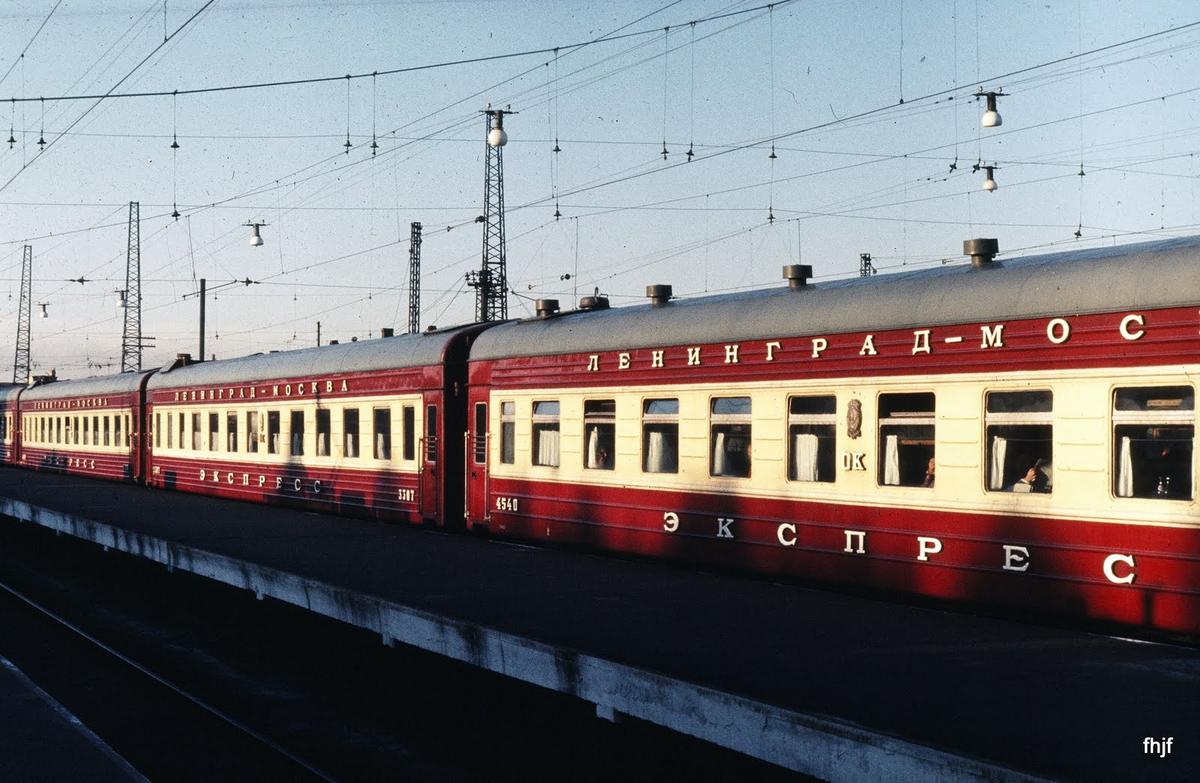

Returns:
579,294,610,311
381,327,395,338
28,369,57,387
782,264,813,289
964,238,1000,268
159,353,194,374
646,284,673,306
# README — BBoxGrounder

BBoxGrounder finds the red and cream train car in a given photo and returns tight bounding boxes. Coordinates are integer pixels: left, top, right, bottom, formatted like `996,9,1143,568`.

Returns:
465,238,1200,634
0,384,23,465
142,325,488,523
16,371,153,482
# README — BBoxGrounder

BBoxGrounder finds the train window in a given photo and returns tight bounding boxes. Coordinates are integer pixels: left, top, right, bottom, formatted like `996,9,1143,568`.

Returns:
267,411,281,454
316,409,331,457
247,412,260,454
73,416,80,445
227,413,238,453
115,416,124,450
209,412,219,451
473,403,488,465
290,411,305,456
373,408,392,460
642,398,679,474
788,396,836,483
344,408,360,458
986,391,1053,493
402,406,415,461
584,400,615,471
500,402,516,464
126,416,132,448
1113,386,1194,500
532,401,560,468
190,413,201,450
426,406,438,462
711,397,752,478
878,392,936,487
104,417,112,448
56,417,62,444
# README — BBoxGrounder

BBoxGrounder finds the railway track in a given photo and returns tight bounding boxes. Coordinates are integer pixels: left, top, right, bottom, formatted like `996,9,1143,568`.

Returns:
0,520,803,781
0,554,332,781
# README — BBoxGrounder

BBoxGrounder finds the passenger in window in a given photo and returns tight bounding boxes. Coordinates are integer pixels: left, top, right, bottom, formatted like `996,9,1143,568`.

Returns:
1007,461,1049,493
920,458,935,488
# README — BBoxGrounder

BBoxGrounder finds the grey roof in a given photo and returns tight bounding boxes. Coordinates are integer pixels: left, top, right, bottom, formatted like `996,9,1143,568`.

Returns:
471,236,1200,360
0,384,23,404
146,326,476,392
21,371,153,402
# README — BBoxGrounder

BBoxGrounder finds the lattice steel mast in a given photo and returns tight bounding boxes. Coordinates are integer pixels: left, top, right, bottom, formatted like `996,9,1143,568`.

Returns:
12,245,32,383
121,201,146,372
467,106,514,322
408,221,422,333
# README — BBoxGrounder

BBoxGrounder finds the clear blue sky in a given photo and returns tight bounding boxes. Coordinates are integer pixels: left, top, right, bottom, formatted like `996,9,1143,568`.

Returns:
2,0,1198,378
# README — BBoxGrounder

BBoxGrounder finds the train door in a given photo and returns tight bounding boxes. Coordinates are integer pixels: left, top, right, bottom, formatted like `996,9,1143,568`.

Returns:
420,392,441,522
466,398,489,526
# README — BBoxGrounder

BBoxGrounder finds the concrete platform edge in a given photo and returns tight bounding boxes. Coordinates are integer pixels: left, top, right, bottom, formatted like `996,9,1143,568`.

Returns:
1,497,1045,783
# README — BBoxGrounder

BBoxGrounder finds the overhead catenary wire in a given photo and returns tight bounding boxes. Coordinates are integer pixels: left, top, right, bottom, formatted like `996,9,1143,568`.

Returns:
6,4,1200,373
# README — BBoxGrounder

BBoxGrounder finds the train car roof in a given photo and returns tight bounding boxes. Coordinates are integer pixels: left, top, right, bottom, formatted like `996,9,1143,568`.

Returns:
0,383,23,403
471,235,1200,360
145,323,482,391
20,370,153,401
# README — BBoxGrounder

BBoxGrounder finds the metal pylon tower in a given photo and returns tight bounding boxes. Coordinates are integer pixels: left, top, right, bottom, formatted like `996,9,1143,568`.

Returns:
467,106,514,322
408,221,422,333
859,252,876,277
121,201,144,372
12,245,32,383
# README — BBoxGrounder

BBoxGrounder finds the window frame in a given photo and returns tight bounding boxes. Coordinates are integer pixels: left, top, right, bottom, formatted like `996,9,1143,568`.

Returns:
531,400,560,468
1113,385,1194,501
642,397,680,474
985,390,1053,493
877,391,936,488
583,399,616,471
787,394,837,483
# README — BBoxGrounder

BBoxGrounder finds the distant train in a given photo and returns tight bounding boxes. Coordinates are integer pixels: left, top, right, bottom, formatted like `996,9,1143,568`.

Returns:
3,236,1198,636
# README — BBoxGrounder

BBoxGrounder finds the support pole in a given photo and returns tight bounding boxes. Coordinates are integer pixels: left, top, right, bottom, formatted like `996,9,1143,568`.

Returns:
199,278,206,361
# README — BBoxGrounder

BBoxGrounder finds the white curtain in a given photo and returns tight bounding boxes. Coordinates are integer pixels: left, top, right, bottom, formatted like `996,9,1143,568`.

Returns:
317,433,328,457
586,426,600,469
713,431,727,476
1117,436,1134,497
792,433,819,482
376,433,387,459
537,428,560,467
989,436,1008,490
645,430,676,473
884,434,900,485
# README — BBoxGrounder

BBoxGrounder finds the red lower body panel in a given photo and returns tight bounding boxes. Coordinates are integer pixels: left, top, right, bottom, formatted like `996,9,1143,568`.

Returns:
147,455,422,523
483,479,1200,635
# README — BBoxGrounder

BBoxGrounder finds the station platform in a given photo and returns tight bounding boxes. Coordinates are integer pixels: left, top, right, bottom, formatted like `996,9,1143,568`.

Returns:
1,466,1197,781
0,655,145,782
